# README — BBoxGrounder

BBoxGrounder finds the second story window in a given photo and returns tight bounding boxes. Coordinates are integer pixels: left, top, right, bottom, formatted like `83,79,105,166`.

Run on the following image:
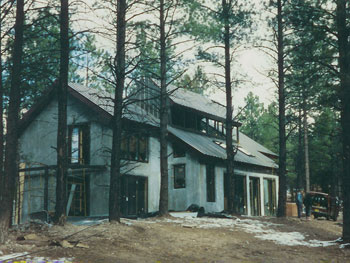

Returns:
121,133,148,162
68,124,90,164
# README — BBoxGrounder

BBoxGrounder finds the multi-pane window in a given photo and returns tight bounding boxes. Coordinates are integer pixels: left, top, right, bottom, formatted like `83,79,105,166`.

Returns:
138,85,159,118
206,164,215,202
121,133,148,162
68,124,90,164
174,164,186,189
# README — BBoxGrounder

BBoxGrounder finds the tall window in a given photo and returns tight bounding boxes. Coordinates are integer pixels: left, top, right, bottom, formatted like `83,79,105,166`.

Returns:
174,164,186,189
68,124,90,164
138,84,159,118
206,164,215,202
121,133,148,162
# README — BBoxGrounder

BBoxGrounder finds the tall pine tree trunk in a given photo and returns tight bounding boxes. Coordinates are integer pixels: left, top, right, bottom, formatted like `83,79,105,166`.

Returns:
0,0,4,197
158,0,169,216
296,106,303,190
303,98,310,192
54,0,69,225
109,0,126,222
223,0,235,214
336,0,350,243
0,0,24,244
276,0,287,217
296,103,304,189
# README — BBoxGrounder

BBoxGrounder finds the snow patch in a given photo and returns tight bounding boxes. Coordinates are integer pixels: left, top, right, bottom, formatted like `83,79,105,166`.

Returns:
169,212,198,218
70,218,108,226
258,231,307,246
340,243,350,249
155,215,340,248
121,219,134,226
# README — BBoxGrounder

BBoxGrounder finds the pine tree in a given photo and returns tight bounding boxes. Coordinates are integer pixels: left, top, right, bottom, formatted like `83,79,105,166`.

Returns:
54,0,69,225
275,0,287,217
0,0,25,243
336,0,350,243
109,0,127,222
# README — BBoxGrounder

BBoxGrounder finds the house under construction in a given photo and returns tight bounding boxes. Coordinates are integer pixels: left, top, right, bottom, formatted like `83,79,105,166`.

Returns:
16,83,279,223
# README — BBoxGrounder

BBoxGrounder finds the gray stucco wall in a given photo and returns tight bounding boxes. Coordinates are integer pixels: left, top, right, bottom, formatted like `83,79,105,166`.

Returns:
19,96,162,217
168,145,226,213
20,97,102,165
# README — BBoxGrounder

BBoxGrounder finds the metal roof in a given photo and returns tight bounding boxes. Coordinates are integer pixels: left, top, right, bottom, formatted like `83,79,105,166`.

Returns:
69,83,277,169
168,126,227,159
239,132,278,158
69,83,159,126
69,83,114,114
168,86,227,119
237,134,278,169
168,126,278,169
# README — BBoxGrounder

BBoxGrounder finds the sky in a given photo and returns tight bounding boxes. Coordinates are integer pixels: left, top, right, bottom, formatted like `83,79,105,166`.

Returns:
211,48,276,112
205,1,277,111
74,0,277,112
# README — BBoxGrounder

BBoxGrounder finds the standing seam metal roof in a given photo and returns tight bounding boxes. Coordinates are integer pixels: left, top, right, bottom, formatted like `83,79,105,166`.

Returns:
69,83,277,169
168,126,278,169
168,86,227,119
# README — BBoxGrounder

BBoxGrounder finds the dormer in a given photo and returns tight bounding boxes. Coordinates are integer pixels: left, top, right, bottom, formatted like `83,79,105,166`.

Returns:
129,80,241,140
168,87,241,140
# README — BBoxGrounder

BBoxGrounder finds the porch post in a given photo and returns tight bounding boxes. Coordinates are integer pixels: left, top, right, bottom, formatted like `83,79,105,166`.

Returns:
246,175,251,216
260,176,265,216
44,167,49,212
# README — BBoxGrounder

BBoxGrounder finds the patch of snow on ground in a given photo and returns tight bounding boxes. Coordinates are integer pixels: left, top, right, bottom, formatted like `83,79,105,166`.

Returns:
169,212,198,218
70,218,108,226
340,243,350,249
259,231,306,246
164,216,235,229
158,214,339,248
308,239,339,247
121,218,134,226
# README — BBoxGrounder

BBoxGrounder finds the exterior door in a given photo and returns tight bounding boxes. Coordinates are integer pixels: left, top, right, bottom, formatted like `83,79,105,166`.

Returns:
249,177,261,216
67,175,88,216
121,176,147,217
224,174,247,214
264,178,276,216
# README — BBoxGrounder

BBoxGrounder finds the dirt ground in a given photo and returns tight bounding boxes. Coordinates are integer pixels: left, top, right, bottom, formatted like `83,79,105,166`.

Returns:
0,214,349,263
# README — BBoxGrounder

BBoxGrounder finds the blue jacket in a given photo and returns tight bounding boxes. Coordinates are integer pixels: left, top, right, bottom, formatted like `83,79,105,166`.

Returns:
296,192,303,204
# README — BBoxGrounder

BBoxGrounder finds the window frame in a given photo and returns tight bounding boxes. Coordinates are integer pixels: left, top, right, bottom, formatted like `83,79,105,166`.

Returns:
174,164,186,189
121,132,149,163
206,164,216,202
68,123,90,165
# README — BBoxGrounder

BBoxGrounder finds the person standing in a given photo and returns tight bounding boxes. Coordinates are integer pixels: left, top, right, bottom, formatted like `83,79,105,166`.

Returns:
303,193,313,220
296,190,303,218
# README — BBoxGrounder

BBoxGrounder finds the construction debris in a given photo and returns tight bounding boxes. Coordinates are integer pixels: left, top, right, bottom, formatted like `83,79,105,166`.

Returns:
23,234,42,241
59,240,74,248
76,242,89,249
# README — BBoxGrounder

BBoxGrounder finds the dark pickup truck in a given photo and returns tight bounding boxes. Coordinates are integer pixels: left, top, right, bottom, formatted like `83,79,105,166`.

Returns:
306,191,340,221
